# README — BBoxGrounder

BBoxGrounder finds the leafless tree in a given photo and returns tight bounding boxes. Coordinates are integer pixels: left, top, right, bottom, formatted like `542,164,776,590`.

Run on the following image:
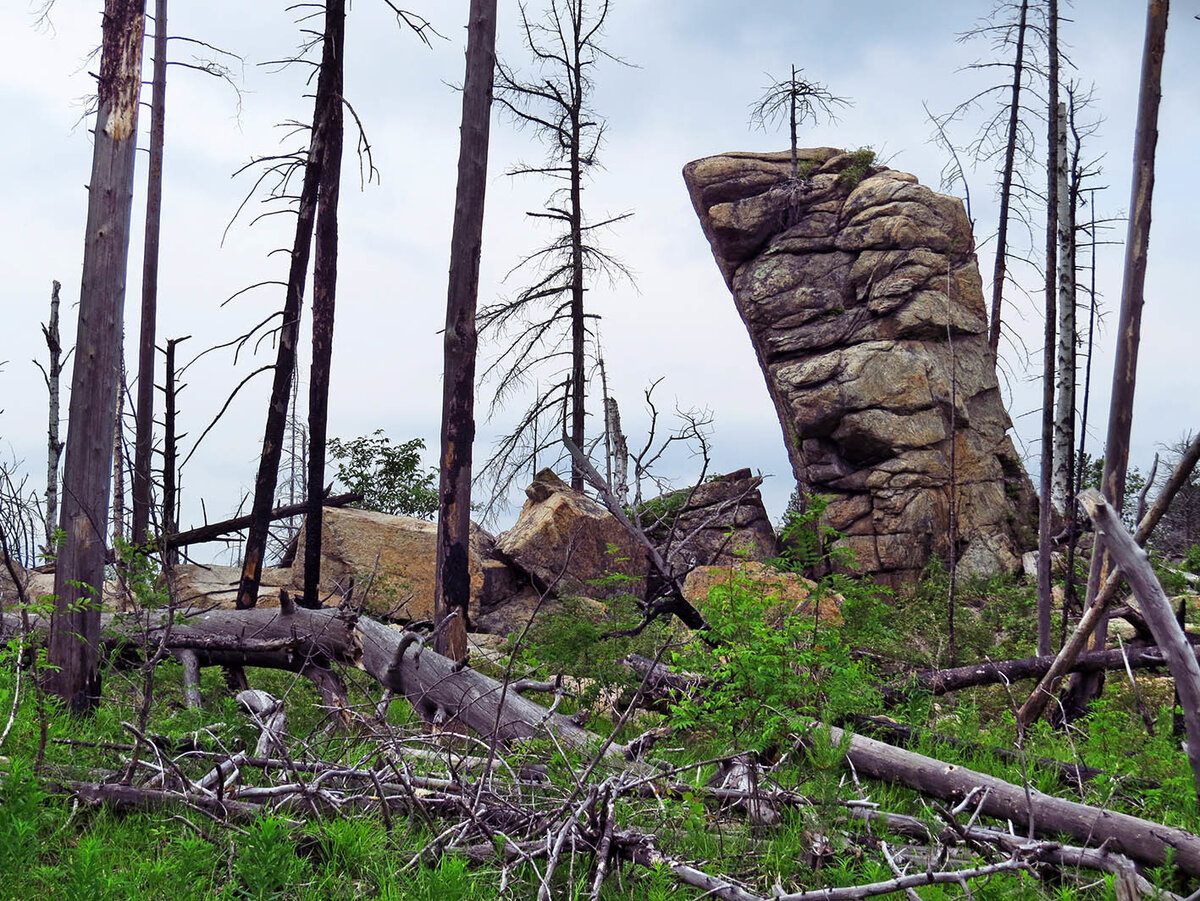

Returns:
1062,0,1171,719
748,65,850,180
434,0,498,660
47,0,147,714
1035,0,1061,658
480,0,631,504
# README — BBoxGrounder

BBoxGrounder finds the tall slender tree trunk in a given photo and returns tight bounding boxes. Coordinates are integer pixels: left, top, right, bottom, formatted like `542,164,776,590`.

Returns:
235,2,339,610
788,64,799,180
111,360,126,548
433,0,498,660
132,0,169,547
42,280,64,557
1052,100,1076,514
988,0,1029,354
1036,0,1061,658
47,0,147,714
568,26,586,493
162,337,186,567
1063,0,1170,717
303,0,345,609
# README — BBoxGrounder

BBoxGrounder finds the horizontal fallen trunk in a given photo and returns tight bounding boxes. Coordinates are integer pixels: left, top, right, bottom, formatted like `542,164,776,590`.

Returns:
844,714,1158,793
1,607,607,754
883,644,1189,703
821,722,1200,877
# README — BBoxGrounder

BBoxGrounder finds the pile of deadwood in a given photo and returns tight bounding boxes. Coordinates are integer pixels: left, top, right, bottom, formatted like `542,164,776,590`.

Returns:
4,491,1200,899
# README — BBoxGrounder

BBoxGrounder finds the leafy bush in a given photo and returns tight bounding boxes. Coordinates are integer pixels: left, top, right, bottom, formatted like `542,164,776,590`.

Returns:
328,431,437,519
669,571,879,751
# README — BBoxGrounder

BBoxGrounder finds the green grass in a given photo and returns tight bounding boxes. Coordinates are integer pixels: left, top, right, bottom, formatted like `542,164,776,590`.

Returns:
2,562,1199,900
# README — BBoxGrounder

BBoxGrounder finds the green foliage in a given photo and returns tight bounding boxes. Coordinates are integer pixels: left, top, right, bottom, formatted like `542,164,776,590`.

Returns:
235,816,313,899
328,430,438,519
669,572,880,750
836,148,876,189
774,493,852,577
1185,544,1200,575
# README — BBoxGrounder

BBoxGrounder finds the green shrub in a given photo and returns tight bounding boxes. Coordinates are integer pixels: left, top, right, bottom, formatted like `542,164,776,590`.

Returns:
328,431,437,519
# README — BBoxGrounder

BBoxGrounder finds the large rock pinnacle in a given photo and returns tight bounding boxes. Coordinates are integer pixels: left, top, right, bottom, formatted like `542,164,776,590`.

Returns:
684,148,1036,584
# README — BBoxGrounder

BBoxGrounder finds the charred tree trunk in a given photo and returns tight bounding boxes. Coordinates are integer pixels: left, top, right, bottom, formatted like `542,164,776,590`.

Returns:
433,0,497,660
569,30,586,494
987,0,1029,354
235,4,339,610
47,0,147,714
161,336,185,566
40,280,64,557
131,0,169,547
1063,0,1169,717
1052,100,1075,514
303,0,346,610
1036,0,1061,659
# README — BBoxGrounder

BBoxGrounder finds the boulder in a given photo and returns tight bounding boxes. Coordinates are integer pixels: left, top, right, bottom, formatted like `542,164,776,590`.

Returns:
291,507,495,622
683,561,842,625
684,149,1037,584
641,469,777,567
495,469,644,599
171,563,293,610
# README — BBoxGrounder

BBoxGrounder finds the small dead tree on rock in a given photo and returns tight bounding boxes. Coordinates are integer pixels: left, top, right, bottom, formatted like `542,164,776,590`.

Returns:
748,65,850,180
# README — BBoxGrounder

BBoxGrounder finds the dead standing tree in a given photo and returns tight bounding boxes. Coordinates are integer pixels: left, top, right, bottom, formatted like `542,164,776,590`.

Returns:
480,0,630,500
47,0,146,714
748,65,849,181
235,2,343,611
1036,0,1061,658
302,0,346,610
1061,0,1170,718
433,0,498,660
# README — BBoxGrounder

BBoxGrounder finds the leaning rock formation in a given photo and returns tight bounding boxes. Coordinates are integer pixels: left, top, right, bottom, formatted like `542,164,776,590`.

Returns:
684,148,1036,584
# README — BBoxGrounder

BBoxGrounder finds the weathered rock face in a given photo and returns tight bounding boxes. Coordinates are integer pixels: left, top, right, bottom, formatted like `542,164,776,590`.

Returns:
684,149,1036,584
495,469,645,599
643,469,777,568
172,564,293,610
292,507,493,622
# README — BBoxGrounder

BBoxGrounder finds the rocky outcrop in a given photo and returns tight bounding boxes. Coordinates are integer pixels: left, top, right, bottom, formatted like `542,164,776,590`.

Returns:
172,564,293,610
643,469,777,567
684,149,1036,584
292,507,495,622
495,469,645,599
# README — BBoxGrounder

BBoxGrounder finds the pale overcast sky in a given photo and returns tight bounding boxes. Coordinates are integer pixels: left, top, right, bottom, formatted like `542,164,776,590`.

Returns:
1,1,1197,557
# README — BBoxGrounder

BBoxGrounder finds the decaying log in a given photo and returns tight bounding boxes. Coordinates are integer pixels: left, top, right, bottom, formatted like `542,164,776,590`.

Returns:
0,607,609,755
884,644,1192,702
820,722,1200,877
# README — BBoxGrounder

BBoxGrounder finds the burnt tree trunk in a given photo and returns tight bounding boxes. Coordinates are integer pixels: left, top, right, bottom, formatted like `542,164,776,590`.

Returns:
1063,0,1169,717
1036,0,1060,659
47,0,147,714
434,0,497,660
131,0,169,547
987,0,1029,354
303,0,346,610
236,3,339,609
40,280,64,557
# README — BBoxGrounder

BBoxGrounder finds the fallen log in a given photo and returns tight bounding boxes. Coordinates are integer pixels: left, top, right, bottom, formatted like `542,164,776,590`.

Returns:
0,607,609,755
820,722,1200,878
882,644,1189,703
